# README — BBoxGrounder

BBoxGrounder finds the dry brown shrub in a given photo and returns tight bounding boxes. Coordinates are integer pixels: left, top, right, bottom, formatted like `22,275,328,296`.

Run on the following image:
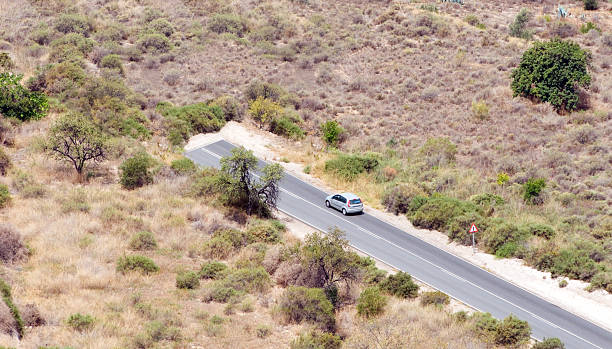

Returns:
20,303,45,327
0,224,27,264
0,300,16,336
262,245,283,274
382,166,397,181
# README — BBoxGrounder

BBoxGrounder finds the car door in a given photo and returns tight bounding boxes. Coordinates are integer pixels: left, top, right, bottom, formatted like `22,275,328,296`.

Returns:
337,195,347,210
330,195,340,209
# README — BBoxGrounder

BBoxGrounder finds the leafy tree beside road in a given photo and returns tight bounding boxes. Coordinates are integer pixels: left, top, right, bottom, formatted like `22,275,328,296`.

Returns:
219,146,284,216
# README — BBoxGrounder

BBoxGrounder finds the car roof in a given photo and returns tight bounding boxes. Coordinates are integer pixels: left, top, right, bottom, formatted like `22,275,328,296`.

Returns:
339,192,360,200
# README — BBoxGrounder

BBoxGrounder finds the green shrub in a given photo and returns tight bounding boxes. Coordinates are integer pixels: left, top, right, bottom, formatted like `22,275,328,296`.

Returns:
382,184,420,215
202,236,234,259
0,279,24,339
279,286,335,331
471,100,489,120
494,315,531,346
223,267,270,293
320,120,344,147
511,39,591,112
208,14,249,37
55,14,93,36
50,33,95,56
291,331,342,349
148,18,174,37
99,54,124,75
248,97,282,129
472,312,499,340
549,248,597,281
470,193,504,207
203,284,242,303
532,337,565,349
523,178,546,204
158,101,225,145
212,95,243,121
584,0,598,10
580,22,600,34
137,33,172,53
589,272,612,293
495,242,519,258
176,271,200,289
558,279,568,288
247,219,285,243
269,115,305,140
0,184,9,209
129,231,157,251
66,313,95,332
256,325,272,338
119,152,155,190
30,25,53,45
116,255,159,274
420,290,450,306
357,287,387,318
200,261,228,279
0,73,49,121
379,271,419,298
324,153,379,181
482,221,524,255
522,223,555,239
170,157,197,175
244,80,285,102
419,137,457,168
509,8,532,39
411,195,481,231
0,147,9,175
190,168,221,197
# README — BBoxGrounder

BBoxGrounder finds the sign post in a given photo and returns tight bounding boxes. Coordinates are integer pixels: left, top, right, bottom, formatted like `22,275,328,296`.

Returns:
469,223,479,254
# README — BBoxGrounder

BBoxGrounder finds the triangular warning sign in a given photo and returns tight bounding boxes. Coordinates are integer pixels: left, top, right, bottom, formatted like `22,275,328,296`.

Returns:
469,223,479,233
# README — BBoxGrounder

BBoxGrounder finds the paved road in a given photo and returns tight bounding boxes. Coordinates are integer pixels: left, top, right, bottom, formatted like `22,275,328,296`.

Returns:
186,140,612,349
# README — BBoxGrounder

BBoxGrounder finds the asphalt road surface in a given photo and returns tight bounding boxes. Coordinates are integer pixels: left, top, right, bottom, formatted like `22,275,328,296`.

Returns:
186,139,612,349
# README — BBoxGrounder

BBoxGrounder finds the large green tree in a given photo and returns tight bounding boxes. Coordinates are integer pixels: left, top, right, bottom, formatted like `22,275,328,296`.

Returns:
511,39,591,112
47,113,107,177
219,146,284,216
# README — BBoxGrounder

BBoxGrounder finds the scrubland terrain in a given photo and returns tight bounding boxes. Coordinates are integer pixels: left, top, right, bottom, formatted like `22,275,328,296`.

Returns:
0,0,611,348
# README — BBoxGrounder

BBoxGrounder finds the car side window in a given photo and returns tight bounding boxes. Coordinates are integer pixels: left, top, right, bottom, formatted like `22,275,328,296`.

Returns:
339,196,347,203
332,195,339,200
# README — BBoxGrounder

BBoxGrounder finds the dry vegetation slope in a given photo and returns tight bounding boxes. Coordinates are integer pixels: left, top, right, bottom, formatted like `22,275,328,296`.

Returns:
0,0,610,347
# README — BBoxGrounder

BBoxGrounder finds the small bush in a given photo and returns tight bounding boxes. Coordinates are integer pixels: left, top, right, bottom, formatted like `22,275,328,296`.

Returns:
21,303,45,327
0,279,24,339
116,255,159,274
379,271,419,298
482,221,524,255
247,219,285,244
494,315,531,346
200,261,228,279
411,195,481,231
212,95,243,121
55,14,93,36
291,331,342,349
120,152,155,190
471,100,489,120
523,223,554,239
419,137,457,168
248,96,282,129
208,14,249,37
99,54,124,75
137,33,171,53
176,271,200,289
420,291,450,306
0,73,49,121
497,172,510,186
223,267,271,293
0,184,10,209
158,101,225,145
509,8,532,39
583,0,598,10
129,231,157,251
550,248,598,281
588,271,612,292
256,325,272,338
170,157,197,175
244,80,285,102
324,153,379,181
320,120,344,147
523,178,546,204
279,286,335,331
0,224,27,264
470,193,504,207
269,115,305,140
203,284,242,303
66,313,95,332
382,184,425,215
357,287,387,318
533,337,566,349
580,22,600,34
0,147,9,175
558,279,568,288
148,18,174,37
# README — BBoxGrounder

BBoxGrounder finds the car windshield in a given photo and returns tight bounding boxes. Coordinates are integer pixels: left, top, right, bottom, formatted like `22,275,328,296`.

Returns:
349,199,361,204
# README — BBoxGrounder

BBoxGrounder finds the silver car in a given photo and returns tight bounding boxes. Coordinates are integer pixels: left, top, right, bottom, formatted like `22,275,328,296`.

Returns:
325,192,363,215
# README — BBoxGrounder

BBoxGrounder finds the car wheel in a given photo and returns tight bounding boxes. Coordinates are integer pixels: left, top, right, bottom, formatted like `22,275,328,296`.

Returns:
342,208,347,215
325,200,331,208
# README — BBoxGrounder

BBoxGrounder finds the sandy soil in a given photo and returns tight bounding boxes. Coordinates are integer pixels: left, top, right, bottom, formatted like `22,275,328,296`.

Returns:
185,122,612,332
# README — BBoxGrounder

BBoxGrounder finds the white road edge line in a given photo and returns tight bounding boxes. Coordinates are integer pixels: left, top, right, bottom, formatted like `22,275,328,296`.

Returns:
191,144,604,349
